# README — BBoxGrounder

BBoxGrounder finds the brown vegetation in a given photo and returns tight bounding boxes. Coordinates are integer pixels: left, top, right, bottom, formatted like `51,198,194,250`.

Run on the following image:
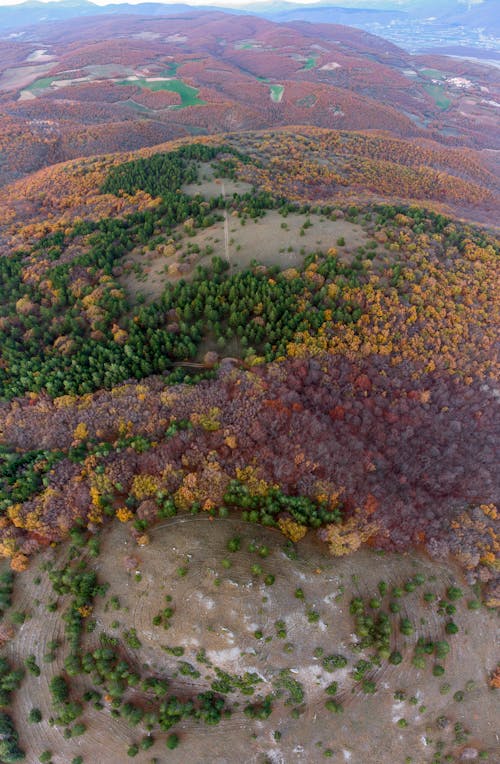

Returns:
0,10,498,184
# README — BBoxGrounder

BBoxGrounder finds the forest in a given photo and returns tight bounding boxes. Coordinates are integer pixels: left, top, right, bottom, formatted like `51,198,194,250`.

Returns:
0,131,498,762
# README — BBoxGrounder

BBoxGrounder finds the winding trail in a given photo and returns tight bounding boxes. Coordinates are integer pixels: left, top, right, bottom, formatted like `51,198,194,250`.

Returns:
222,181,231,267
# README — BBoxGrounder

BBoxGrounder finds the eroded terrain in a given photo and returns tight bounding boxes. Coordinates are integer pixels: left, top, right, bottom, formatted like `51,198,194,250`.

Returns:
5,518,498,763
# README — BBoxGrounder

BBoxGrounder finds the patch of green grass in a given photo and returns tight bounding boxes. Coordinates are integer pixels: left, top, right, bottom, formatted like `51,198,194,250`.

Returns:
423,84,451,110
302,57,318,71
161,63,179,76
420,68,446,80
27,76,58,92
270,85,284,103
117,78,205,108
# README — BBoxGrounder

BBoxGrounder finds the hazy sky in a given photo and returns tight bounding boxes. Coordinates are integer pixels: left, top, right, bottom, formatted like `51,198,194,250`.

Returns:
0,0,255,6
0,0,415,8
0,0,318,6
0,0,483,8
0,0,312,6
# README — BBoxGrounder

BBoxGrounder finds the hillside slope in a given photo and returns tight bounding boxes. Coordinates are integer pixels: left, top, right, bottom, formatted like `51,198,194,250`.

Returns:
0,130,497,601
0,118,498,764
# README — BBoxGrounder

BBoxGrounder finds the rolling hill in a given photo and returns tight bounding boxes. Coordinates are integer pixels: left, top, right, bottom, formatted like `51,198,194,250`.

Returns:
0,10,498,186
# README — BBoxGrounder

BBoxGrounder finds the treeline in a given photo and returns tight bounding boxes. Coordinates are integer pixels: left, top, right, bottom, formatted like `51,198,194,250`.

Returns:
44,550,231,753
0,658,25,762
0,246,366,399
101,144,250,199
0,161,367,400
0,139,494,402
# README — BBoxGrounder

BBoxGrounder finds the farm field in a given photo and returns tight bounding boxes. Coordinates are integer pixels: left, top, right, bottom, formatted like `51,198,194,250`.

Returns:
117,78,205,108
423,84,452,111
270,84,285,102
419,69,447,81
302,56,318,71
0,63,54,91
4,517,498,763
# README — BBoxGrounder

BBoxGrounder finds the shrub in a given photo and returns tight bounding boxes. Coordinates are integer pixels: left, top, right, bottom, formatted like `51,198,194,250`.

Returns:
166,733,179,750
325,700,343,713
28,708,42,724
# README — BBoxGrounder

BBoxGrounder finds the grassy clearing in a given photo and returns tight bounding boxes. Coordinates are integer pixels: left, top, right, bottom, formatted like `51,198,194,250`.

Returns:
270,84,284,103
420,68,446,80
26,76,58,92
117,78,205,107
296,94,317,108
424,84,452,110
182,161,253,198
161,62,179,76
0,62,54,91
302,56,318,71
235,41,261,50
118,208,373,305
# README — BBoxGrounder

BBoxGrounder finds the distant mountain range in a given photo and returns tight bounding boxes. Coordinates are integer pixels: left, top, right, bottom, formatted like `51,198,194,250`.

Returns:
0,2,201,34
1,1,499,45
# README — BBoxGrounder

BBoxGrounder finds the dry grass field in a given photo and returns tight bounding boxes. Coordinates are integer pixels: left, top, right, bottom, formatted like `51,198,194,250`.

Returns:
4,517,498,763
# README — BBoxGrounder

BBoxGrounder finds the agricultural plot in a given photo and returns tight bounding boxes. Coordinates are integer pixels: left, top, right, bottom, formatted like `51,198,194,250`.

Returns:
420,69,447,81
423,84,452,111
270,85,284,103
116,78,205,108
3,517,497,763
301,57,319,71
0,64,54,92
19,61,202,110
26,76,59,92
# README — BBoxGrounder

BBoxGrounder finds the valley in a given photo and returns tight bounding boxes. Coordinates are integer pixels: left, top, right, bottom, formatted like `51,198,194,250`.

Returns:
0,11,498,185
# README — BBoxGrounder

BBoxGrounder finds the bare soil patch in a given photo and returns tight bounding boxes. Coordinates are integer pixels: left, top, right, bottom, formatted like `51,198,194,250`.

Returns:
4,517,498,763
0,63,55,92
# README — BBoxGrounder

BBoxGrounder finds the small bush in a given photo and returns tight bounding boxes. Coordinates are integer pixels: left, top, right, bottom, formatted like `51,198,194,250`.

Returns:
166,733,179,750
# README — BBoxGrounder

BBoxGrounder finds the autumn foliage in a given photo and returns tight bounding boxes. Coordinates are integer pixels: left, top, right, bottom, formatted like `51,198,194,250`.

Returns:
0,130,498,606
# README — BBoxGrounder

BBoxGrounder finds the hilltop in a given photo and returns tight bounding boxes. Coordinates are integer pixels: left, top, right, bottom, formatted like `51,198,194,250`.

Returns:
2,1,499,49
0,110,498,764
0,128,497,578
0,11,499,759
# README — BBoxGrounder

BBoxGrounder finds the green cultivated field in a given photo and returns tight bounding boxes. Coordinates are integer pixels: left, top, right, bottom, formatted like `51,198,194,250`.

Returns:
270,84,284,102
420,68,446,80
302,56,318,70
27,76,58,92
117,78,205,107
424,84,451,110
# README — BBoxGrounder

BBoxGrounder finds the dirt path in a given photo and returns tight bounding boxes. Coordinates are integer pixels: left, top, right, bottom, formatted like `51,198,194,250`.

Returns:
222,181,231,267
